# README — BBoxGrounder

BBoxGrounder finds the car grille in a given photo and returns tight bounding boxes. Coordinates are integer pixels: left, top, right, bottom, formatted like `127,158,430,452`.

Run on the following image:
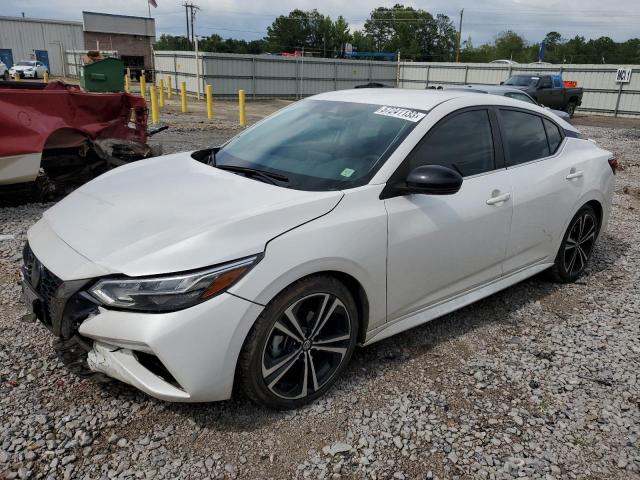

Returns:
23,243,63,325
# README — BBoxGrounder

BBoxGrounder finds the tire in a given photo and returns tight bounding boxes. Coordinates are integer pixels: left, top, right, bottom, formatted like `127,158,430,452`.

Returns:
33,71,37,79
2,71,7,81
565,101,577,118
237,275,359,409
548,205,599,283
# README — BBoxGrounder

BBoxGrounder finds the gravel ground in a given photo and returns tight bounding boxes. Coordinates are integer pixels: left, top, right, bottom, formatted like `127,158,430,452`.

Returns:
1,119,639,480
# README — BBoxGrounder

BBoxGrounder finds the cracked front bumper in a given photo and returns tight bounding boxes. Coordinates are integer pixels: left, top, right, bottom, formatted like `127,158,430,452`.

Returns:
79,293,264,402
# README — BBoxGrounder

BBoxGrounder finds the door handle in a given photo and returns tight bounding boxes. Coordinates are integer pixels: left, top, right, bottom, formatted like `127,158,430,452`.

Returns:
486,192,511,205
566,170,583,180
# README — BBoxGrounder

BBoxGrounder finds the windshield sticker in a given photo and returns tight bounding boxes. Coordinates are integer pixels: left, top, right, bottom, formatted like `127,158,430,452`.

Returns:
374,106,426,123
341,168,355,178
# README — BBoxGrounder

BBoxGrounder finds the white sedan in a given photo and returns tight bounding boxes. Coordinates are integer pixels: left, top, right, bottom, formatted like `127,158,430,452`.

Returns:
9,60,48,79
22,89,616,409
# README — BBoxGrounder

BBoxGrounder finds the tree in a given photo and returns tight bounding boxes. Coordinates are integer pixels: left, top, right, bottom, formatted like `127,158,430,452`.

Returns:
266,9,311,51
333,16,351,55
494,30,527,62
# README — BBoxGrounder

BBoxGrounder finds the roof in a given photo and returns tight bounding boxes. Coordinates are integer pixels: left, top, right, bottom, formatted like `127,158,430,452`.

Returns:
0,15,82,27
312,88,476,110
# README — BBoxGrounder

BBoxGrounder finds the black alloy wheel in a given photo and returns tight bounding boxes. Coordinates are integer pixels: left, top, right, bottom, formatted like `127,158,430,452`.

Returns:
238,275,358,409
549,205,599,282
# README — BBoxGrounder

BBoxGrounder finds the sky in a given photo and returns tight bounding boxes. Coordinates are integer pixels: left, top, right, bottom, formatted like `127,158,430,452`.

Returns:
3,0,639,45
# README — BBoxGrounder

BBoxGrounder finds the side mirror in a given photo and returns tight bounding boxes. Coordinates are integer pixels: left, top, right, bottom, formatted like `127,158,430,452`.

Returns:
402,165,463,195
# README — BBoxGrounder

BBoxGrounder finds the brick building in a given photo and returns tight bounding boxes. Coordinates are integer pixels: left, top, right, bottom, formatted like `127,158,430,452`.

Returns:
82,12,155,77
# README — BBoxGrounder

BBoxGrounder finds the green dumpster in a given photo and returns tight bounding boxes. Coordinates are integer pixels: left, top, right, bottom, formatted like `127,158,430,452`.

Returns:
80,57,124,92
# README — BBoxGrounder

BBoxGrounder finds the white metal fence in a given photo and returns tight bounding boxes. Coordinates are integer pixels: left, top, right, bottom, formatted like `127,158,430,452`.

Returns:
65,49,640,117
400,62,640,117
153,51,398,99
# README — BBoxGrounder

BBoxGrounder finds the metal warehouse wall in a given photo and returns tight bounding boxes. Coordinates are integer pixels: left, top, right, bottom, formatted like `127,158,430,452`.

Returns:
154,51,398,98
0,16,84,76
399,62,640,117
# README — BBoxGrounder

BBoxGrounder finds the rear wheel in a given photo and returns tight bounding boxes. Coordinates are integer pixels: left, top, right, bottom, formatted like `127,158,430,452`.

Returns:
548,205,599,283
238,276,358,409
565,101,577,118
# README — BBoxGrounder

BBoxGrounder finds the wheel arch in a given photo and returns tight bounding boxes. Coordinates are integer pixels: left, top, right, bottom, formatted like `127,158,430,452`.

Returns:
297,270,370,344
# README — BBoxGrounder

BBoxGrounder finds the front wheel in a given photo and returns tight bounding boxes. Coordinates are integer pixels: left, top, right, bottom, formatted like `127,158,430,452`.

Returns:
548,205,599,283
237,276,359,409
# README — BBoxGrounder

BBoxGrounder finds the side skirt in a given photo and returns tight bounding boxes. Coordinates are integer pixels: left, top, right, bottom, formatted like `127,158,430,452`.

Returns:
363,262,554,346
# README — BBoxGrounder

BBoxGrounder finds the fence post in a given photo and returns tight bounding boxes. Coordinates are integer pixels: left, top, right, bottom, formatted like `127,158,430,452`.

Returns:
507,64,512,82
334,61,338,91
252,57,256,100
425,65,430,88
464,65,469,85
296,58,300,100
368,62,372,83
614,82,624,117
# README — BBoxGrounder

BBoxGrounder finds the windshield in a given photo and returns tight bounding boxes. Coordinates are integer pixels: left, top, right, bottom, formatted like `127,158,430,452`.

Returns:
214,100,423,191
17,61,35,66
504,75,539,87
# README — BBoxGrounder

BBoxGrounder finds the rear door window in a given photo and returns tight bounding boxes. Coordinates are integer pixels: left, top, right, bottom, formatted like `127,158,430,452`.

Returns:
500,110,550,166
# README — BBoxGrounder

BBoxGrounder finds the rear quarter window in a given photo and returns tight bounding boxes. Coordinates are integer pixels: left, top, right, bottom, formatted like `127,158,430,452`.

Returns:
543,119,563,154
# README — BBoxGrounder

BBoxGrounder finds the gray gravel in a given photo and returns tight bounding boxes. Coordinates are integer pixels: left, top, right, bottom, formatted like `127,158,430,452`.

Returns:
1,119,639,479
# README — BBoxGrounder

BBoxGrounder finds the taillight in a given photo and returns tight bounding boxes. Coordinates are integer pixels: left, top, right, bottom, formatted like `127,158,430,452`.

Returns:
608,157,619,174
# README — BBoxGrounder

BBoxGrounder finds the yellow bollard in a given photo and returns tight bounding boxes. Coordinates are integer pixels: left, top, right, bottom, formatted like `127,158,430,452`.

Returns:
140,72,146,98
166,75,172,99
238,89,246,127
180,81,187,113
206,84,213,120
158,79,165,108
124,74,130,94
150,86,159,125
43,71,49,83
13,72,20,81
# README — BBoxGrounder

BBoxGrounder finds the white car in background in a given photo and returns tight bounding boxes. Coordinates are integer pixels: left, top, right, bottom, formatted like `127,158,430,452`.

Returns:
21,89,616,409
0,61,8,80
9,60,48,79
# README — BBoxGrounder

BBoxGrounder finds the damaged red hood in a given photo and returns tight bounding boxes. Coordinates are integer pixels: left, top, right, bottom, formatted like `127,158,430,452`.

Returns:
0,81,147,157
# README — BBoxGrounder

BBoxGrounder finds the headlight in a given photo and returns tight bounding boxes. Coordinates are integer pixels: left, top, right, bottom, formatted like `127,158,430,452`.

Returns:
88,256,258,312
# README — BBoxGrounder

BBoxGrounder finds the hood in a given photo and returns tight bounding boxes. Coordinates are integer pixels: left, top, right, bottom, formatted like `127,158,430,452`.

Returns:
11,65,33,71
40,153,343,276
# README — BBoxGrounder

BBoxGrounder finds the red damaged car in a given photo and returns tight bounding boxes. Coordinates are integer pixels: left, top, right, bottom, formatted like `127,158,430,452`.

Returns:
0,80,150,198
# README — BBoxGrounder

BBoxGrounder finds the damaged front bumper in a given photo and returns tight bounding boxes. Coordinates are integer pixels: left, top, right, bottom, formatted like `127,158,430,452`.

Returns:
87,342,190,401
22,225,265,402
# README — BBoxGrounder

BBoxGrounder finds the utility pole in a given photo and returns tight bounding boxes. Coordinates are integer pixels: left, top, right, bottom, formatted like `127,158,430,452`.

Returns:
182,2,200,48
185,4,190,47
456,8,464,63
